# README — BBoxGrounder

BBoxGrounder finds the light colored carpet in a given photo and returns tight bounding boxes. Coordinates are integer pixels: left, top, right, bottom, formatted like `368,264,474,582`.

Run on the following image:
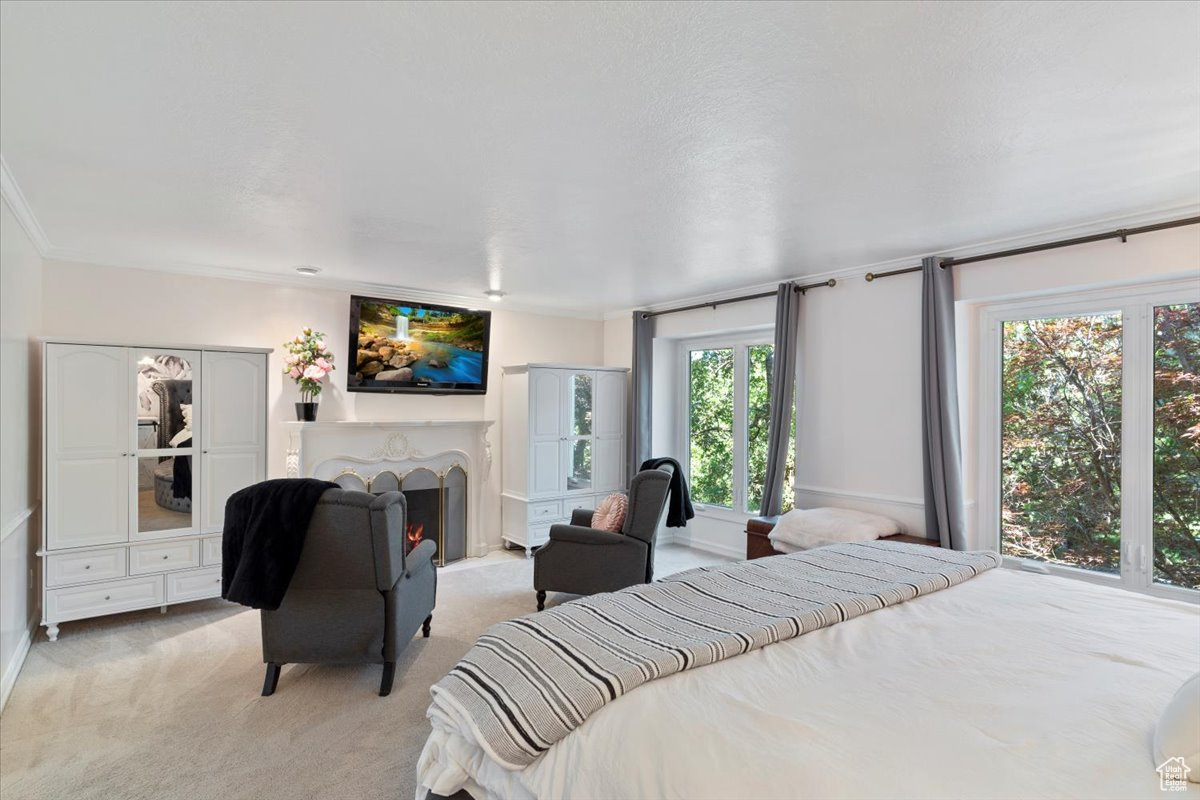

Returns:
0,545,729,800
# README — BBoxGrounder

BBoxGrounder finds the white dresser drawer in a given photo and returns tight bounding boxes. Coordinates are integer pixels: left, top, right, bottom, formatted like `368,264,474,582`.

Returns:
529,524,552,548
129,540,200,575
45,576,164,623
565,495,598,517
201,536,222,566
45,547,127,587
529,500,561,521
166,567,223,603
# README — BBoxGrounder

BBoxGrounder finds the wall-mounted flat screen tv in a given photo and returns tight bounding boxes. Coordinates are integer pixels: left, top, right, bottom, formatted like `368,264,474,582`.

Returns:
347,295,492,395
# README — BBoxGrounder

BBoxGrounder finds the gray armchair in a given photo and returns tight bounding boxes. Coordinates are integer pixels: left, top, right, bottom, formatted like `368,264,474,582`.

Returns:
533,466,673,611
259,489,437,697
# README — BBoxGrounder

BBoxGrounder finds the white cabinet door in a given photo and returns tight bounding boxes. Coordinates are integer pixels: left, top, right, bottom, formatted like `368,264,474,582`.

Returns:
529,369,563,440
46,344,130,549
202,351,266,450
593,436,624,494
202,450,263,531
200,351,267,533
530,440,562,497
529,369,564,496
593,370,626,438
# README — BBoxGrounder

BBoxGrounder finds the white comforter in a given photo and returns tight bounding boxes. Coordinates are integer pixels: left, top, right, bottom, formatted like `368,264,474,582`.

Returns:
418,568,1199,800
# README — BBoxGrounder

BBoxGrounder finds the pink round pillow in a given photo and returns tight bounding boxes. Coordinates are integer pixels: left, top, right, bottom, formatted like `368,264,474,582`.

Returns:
591,493,628,532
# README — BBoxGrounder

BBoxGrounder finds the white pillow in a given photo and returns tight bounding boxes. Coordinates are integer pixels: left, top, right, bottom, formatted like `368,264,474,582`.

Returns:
1155,672,1200,783
767,507,901,551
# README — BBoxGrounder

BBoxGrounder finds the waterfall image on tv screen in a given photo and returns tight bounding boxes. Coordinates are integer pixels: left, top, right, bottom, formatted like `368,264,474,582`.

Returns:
347,296,491,394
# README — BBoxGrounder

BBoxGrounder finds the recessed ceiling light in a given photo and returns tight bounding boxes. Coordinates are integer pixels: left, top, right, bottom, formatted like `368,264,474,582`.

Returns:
295,265,321,276
484,289,506,302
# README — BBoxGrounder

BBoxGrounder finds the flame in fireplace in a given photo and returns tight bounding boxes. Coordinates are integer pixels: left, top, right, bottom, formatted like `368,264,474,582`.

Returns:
406,522,424,545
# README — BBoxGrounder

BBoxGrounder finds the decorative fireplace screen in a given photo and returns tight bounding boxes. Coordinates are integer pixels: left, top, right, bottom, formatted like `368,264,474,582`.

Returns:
330,465,467,566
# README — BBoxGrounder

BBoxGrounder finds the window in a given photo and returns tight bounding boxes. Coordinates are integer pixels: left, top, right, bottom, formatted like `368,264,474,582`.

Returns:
684,335,795,515
1000,313,1123,575
747,344,795,513
1152,303,1200,589
982,281,1198,598
687,348,734,507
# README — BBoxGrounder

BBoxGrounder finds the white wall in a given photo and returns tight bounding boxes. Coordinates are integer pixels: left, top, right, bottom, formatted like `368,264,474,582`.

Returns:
0,198,43,710
603,315,632,370
639,225,1200,557
40,260,606,552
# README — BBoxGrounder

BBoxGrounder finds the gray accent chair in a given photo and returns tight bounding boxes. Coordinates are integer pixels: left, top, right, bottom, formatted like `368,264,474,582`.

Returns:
533,466,673,611
259,489,437,697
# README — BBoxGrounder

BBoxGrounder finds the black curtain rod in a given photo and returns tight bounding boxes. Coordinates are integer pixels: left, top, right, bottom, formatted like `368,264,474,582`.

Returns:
640,278,836,319
863,215,1200,282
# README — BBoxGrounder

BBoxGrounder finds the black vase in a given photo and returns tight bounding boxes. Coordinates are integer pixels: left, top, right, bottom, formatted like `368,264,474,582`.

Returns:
295,402,318,422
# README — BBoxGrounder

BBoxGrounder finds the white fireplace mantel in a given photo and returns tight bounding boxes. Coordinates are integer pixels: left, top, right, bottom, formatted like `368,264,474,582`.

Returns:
283,420,495,558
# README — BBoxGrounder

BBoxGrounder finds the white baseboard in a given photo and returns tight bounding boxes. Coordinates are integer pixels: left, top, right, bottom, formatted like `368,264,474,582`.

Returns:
0,625,33,714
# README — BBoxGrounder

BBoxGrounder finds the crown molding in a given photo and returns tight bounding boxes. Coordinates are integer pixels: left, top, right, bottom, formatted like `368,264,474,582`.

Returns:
602,202,1200,321
0,155,51,256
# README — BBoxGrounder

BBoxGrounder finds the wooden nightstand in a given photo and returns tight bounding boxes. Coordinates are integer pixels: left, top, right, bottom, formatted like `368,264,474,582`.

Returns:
746,515,939,559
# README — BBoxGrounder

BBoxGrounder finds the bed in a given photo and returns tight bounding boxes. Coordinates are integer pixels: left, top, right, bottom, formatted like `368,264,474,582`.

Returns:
418,550,1199,800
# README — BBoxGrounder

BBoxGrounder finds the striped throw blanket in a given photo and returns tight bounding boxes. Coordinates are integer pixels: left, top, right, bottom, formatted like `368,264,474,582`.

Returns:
429,541,1001,769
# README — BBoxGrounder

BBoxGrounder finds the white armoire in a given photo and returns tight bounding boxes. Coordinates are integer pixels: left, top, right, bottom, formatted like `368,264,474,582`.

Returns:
500,364,629,556
40,340,270,640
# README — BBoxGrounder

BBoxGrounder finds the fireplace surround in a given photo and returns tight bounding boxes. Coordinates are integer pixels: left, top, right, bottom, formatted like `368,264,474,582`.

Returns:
283,420,494,563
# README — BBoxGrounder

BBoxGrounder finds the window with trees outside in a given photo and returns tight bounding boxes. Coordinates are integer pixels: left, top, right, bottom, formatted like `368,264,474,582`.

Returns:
684,335,795,516
985,281,1198,597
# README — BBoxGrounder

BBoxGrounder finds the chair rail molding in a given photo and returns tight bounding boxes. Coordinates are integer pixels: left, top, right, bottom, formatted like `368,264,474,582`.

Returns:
0,504,38,545
792,484,924,508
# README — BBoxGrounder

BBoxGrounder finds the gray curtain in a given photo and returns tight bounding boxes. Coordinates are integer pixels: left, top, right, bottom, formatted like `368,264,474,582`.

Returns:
629,310,654,478
761,282,800,517
921,256,967,550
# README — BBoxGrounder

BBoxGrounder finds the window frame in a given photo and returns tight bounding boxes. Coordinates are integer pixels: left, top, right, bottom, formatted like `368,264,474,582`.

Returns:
977,277,1199,602
676,328,777,520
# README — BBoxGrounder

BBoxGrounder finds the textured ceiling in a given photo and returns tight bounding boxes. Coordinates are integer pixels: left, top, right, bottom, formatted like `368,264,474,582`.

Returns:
1,1,1198,314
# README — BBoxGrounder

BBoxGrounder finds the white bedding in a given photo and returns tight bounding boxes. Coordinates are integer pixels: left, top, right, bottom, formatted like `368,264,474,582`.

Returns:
419,568,1199,800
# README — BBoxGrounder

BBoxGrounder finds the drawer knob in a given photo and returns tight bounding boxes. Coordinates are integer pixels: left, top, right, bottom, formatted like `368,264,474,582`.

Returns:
162,555,169,560
84,565,91,569
104,595,111,600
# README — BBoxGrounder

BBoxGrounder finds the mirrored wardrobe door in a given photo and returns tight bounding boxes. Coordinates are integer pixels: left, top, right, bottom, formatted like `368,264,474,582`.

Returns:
565,371,594,437
131,348,200,538
565,438,593,492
